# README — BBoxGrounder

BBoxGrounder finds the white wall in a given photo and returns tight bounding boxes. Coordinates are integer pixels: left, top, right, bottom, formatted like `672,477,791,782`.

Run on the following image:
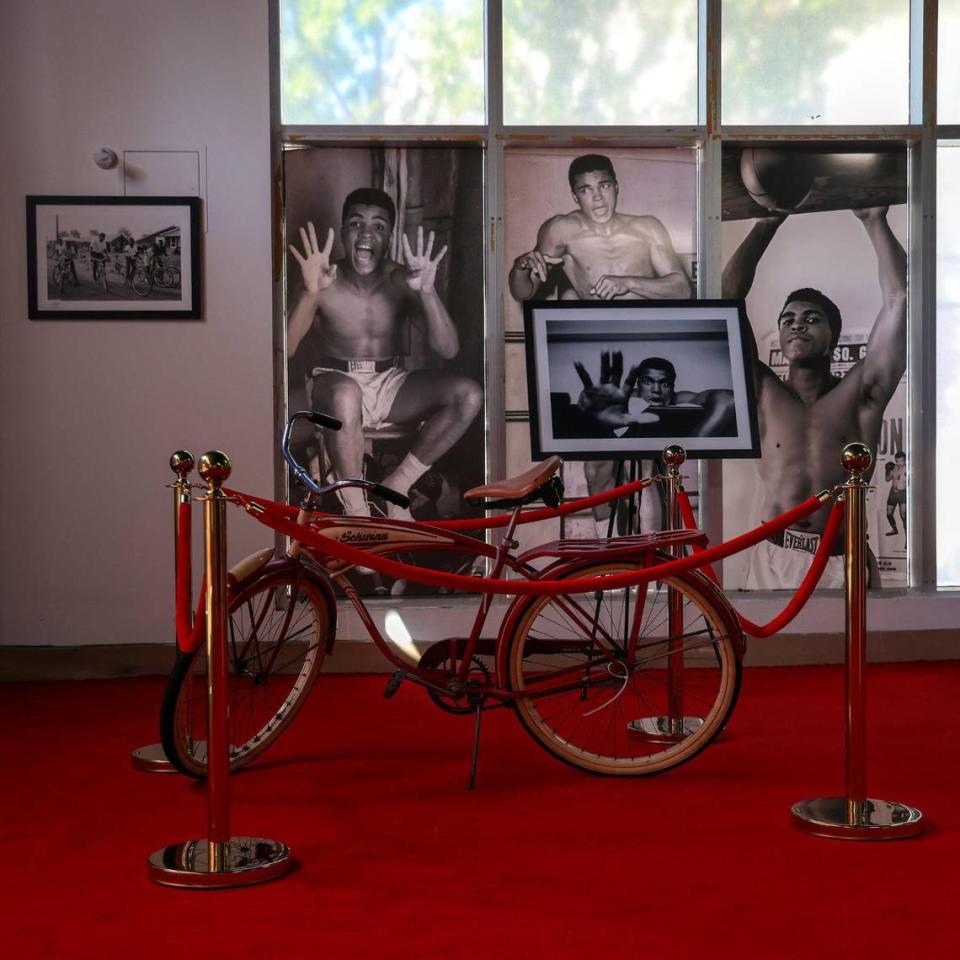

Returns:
0,0,275,646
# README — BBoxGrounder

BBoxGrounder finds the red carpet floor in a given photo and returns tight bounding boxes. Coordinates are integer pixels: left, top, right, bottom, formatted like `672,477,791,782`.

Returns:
2,662,958,959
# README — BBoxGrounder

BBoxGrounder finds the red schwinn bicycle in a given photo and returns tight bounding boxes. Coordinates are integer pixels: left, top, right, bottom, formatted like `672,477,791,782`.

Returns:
160,411,752,783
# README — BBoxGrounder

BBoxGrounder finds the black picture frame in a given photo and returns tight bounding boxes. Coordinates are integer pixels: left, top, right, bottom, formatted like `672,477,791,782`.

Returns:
523,298,761,460
26,195,201,319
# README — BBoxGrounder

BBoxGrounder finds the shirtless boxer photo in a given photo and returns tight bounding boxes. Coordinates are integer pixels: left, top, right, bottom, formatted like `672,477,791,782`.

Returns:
508,152,694,528
722,206,907,589
287,187,482,520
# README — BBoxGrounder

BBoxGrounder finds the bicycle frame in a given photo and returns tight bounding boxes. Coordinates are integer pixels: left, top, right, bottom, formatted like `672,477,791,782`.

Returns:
297,503,531,687
177,478,705,711
285,498,714,706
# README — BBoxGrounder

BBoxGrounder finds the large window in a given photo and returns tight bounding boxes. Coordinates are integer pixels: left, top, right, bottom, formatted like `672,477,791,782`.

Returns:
280,0,485,124
502,1,698,125
721,1,910,125
276,1,954,592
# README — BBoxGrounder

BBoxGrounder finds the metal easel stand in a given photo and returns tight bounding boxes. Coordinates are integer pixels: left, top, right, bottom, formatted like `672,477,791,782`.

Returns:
131,450,195,774
791,443,923,840
149,452,292,887
628,444,704,743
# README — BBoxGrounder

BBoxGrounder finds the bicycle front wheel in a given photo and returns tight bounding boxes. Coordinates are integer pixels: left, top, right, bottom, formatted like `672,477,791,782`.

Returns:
131,267,152,297
160,566,331,777
505,560,742,776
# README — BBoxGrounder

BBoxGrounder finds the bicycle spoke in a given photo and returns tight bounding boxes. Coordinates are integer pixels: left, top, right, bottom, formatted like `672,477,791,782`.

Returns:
507,562,741,775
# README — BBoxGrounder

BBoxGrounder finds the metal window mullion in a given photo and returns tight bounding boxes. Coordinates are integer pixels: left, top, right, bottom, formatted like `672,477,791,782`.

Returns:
697,0,724,563
500,126,701,143
269,0,290,530
486,0,505,499
279,124,488,142
720,125,921,141
908,0,938,588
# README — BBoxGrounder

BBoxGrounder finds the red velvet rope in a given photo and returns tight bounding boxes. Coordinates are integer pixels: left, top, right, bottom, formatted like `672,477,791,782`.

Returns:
425,477,655,531
223,476,656,534
232,490,830,596
676,490,845,638
177,577,206,654
175,500,192,649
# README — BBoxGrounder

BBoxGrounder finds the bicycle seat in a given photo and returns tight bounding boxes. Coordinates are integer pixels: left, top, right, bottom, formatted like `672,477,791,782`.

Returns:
465,456,562,506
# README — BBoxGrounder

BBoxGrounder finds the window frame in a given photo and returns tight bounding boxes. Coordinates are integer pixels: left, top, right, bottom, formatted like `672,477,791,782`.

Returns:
269,0,953,603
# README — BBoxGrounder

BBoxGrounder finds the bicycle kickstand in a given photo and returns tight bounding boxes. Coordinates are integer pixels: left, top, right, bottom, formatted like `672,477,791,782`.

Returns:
467,700,483,791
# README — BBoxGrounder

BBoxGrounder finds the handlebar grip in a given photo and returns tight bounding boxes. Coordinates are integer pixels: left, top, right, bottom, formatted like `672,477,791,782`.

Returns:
371,483,410,510
307,411,342,431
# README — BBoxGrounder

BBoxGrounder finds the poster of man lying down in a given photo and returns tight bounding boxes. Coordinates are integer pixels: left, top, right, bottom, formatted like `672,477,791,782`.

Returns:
523,300,760,461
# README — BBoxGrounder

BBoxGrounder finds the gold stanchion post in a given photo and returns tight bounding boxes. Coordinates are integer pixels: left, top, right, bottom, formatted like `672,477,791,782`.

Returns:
791,442,923,839
148,451,293,887
627,444,704,743
131,450,195,773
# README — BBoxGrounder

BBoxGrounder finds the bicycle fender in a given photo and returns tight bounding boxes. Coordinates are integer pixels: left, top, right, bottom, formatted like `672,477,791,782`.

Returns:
254,557,339,656
227,547,276,588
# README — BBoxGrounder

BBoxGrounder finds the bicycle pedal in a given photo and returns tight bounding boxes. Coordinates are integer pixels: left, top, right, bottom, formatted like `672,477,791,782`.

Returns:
383,671,406,699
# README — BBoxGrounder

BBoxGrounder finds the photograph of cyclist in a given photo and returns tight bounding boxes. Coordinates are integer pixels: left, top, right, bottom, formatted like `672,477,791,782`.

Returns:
41,226,182,301
51,237,78,290
89,232,109,291
28,196,199,318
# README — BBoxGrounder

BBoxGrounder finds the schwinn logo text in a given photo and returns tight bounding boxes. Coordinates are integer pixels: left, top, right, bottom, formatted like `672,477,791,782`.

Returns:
337,531,389,544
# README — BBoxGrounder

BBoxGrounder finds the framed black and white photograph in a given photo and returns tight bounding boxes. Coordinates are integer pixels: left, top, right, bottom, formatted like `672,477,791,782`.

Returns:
523,299,760,460
26,196,201,319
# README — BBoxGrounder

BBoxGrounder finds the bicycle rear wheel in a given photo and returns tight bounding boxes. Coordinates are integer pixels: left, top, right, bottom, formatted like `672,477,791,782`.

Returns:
160,565,331,777
160,265,180,287
505,560,741,776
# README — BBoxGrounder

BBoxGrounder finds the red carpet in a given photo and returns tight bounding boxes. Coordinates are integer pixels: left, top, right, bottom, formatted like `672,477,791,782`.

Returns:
2,662,957,959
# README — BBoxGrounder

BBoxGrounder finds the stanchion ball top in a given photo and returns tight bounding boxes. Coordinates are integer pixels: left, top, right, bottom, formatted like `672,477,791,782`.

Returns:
169,450,195,476
662,444,686,467
198,450,232,485
841,442,872,475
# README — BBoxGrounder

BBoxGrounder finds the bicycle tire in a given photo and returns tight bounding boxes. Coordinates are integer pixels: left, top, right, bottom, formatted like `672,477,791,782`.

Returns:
159,265,180,288
504,558,742,777
159,565,332,777
131,267,152,297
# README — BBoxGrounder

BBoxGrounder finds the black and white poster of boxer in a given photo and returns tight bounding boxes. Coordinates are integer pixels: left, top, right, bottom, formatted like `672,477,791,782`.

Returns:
720,145,908,590
283,145,485,594
503,147,697,548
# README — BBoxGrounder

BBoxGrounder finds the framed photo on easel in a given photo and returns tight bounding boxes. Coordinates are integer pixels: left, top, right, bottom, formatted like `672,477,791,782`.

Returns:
522,299,760,460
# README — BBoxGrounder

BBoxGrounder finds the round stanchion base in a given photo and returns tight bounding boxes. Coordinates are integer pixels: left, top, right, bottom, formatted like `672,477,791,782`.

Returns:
626,715,703,744
131,743,177,773
791,797,924,840
148,837,292,888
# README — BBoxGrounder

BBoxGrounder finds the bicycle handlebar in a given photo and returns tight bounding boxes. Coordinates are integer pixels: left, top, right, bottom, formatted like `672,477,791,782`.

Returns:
281,410,411,510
